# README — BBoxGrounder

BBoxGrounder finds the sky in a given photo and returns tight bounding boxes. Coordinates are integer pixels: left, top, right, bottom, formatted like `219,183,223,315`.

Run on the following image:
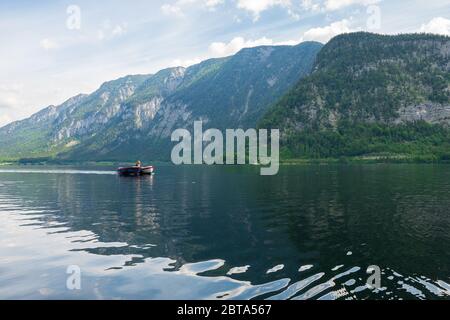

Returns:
0,0,449,127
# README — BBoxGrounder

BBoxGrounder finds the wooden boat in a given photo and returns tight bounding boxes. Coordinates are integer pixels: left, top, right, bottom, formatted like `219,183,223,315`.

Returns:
117,166,155,176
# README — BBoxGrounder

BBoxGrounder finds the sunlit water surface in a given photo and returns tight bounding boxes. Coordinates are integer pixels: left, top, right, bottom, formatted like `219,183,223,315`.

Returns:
0,164,449,300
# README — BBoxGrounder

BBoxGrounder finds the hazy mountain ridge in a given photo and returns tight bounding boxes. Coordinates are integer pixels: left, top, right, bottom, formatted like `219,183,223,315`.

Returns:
0,41,322,161
0,75,151,160
2,32,449,162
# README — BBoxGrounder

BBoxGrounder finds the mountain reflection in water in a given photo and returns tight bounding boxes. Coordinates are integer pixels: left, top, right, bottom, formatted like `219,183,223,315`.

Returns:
0,165,449,300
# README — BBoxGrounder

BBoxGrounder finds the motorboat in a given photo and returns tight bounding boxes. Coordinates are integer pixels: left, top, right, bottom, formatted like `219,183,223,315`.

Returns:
117,165,155,176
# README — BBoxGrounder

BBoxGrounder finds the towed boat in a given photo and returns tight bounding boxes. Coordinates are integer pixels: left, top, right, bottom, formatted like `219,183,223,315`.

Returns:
117,165,155,176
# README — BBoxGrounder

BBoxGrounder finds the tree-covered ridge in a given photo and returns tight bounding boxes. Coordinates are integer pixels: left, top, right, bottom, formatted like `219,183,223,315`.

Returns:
260,32,450,160
262,32,450,130
281,121,450,161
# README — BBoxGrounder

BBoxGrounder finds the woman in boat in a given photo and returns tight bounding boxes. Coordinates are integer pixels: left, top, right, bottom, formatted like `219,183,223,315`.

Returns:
135,160,142,167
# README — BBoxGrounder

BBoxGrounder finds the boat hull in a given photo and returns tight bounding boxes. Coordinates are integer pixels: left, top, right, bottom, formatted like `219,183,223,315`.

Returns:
117,166,154,176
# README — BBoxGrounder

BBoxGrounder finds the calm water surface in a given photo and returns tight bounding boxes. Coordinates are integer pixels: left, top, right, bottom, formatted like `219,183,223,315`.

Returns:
0,164,449,300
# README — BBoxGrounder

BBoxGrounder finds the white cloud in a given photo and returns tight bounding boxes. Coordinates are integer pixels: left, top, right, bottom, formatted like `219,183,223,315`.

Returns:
300,0,321,12
299,0,381,13
171,57,203,67
236,0,379,20
208,35,302,58
420,17,450,36
286,8,300,20
205,0,224,8
161,4,184,17
237,0,292,21
172,34,302,66
302,19,355,43
112,24,126,37
40,38,59,50
97,22,127,41
161,0,224,17
324,0,380,11
209,37,273,57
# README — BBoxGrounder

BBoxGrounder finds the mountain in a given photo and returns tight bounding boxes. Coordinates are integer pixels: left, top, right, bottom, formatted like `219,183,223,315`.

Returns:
260,33,450,160
0,75,150,160
0,41,323,161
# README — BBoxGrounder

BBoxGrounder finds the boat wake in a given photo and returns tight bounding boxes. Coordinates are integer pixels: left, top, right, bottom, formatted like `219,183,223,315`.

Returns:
0,169,116,175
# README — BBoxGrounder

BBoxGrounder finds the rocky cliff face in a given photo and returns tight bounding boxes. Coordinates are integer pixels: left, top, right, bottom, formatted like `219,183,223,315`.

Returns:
396,104,450,124
51,75,150,142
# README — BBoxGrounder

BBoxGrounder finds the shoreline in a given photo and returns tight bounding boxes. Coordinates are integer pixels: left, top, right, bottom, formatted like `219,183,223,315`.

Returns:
1,158,449,167
280,158,450,165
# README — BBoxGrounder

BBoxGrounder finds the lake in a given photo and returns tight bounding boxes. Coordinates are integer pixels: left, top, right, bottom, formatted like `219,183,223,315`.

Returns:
0,164,449,300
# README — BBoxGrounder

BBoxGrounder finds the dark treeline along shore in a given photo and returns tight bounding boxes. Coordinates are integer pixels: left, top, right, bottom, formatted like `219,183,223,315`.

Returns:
0,32,449,164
